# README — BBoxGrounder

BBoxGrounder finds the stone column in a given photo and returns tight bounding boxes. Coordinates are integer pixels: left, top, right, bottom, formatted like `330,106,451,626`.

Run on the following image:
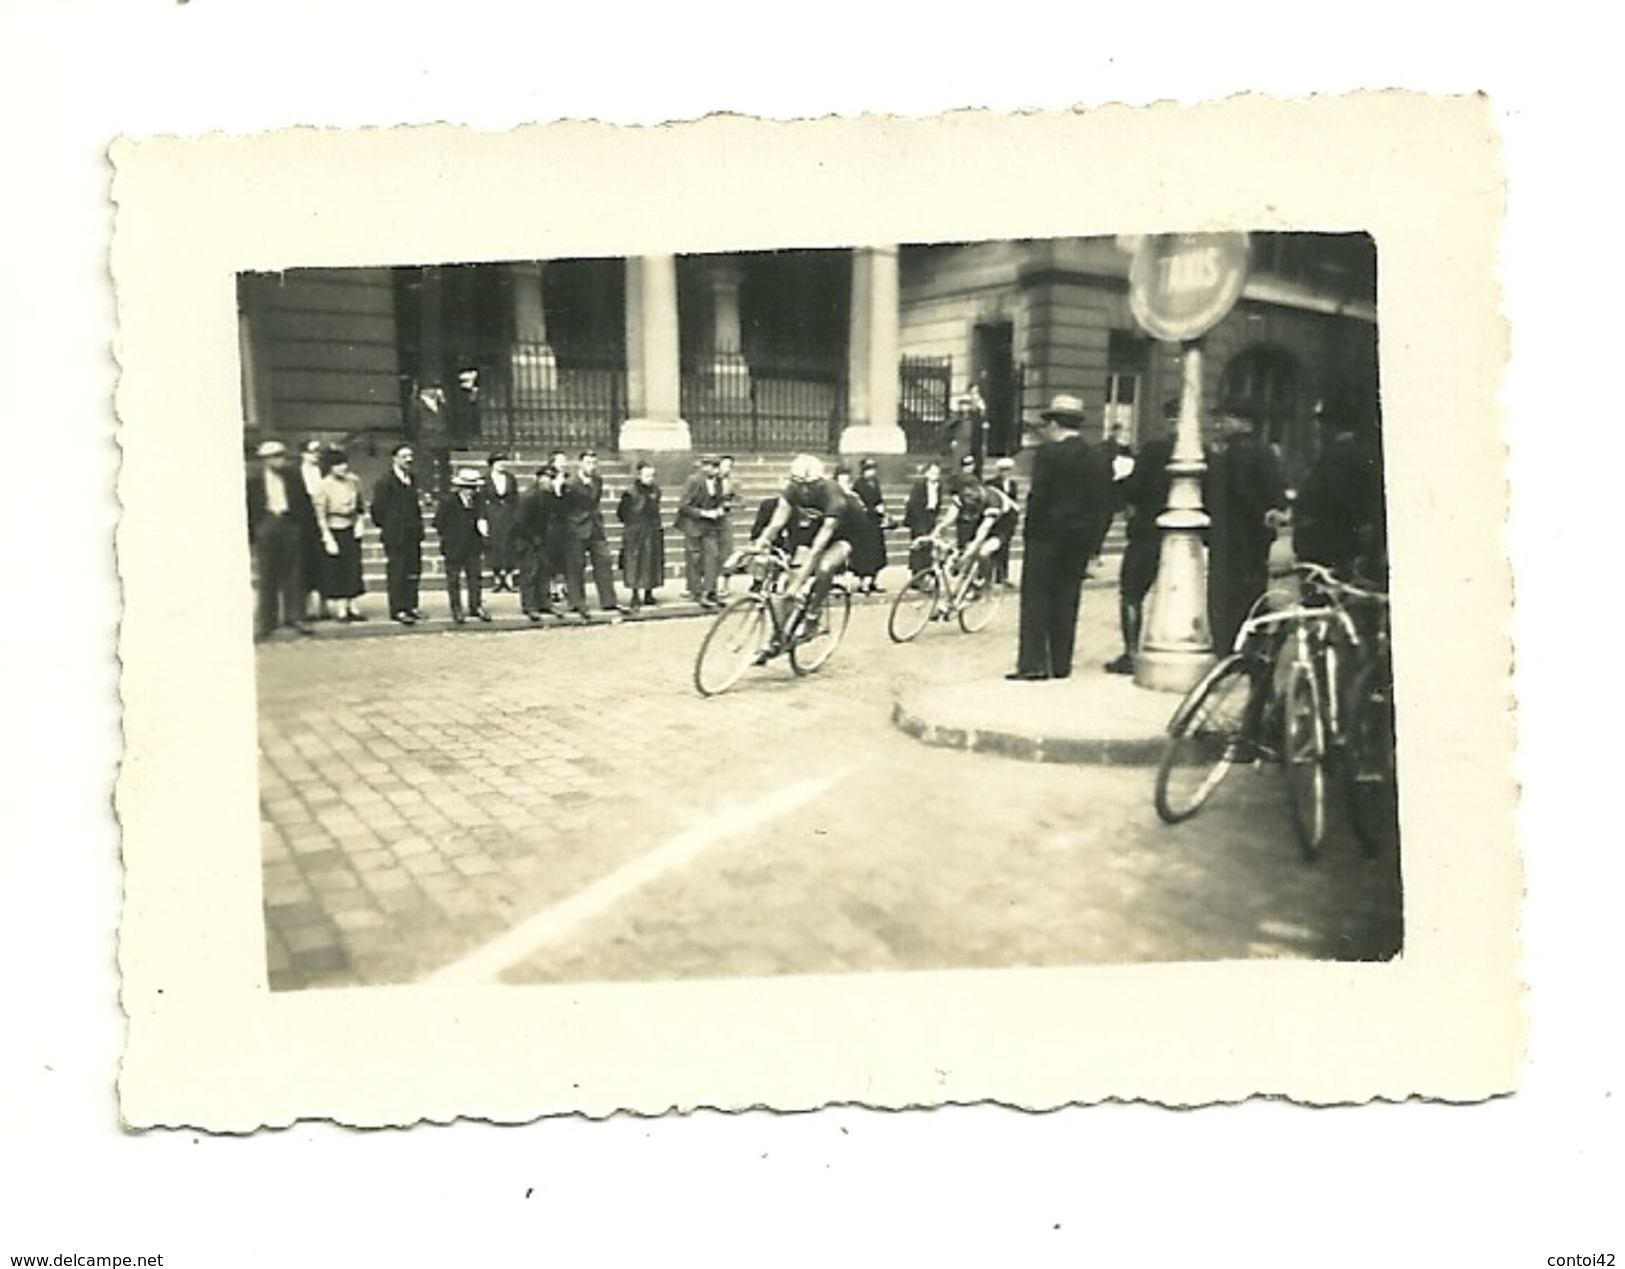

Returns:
706,256,751,393
840,246,906,455
509,260,557,394
416,265,444,389
620,254,691,452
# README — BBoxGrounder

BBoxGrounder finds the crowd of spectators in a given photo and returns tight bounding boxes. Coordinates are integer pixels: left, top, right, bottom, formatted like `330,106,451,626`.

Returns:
248,397,1388,669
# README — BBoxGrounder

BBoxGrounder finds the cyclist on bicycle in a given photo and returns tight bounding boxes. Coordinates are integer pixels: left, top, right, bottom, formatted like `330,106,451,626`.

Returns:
930,458,1016,577
747,454,859,619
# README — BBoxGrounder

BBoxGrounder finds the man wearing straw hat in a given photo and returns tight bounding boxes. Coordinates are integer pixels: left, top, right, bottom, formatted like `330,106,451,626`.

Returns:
1007,394,1113,681
433,466,493,625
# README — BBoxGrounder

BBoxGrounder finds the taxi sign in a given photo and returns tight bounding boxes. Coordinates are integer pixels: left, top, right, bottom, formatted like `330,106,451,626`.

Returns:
1129,232,1251,342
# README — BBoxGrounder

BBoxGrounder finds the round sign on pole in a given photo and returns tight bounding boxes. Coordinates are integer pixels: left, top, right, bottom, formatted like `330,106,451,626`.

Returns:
1128,232,1251,343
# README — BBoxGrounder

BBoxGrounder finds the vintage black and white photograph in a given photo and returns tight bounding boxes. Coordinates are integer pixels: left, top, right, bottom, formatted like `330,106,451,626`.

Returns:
242,233,1399,993
112,100,1515,1122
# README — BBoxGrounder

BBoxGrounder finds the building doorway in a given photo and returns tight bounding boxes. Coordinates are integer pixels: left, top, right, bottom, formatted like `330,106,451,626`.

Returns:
973,321,1017,456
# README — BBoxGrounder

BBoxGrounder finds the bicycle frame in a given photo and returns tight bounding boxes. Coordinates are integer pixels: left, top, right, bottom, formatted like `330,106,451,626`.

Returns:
921,539,983,615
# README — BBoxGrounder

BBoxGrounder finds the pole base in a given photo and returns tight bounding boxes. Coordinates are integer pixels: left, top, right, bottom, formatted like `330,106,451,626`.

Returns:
1134,647,1214,694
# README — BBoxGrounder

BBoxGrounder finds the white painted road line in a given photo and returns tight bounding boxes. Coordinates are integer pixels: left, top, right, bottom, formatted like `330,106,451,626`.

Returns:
425,769,847,986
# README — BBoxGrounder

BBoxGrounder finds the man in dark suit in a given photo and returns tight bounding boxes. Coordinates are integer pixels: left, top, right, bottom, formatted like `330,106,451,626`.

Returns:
1008,394,1113,681
676,455,728,608
407,381,452,500
370,441,427,625
901,461,946,578
560,451,628,618
1205,403,1289,651
433,467,492,624
246,440,318,641
514,464,563,621
1292,404,1384,583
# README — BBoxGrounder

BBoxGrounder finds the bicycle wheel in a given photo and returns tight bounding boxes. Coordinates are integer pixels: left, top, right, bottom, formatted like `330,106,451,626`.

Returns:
694,596,771,697
1343,653,1397,857
887,569,940,643
790,585,852,676
1282,659,1328,860
956,556,1002,633
1154,655,1261,824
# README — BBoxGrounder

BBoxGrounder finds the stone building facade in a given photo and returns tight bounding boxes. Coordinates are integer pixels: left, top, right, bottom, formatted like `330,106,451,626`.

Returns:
237,233,1378,488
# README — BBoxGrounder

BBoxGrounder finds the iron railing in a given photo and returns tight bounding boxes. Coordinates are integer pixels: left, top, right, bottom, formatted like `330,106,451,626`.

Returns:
682,352,846,452
476,341,627,452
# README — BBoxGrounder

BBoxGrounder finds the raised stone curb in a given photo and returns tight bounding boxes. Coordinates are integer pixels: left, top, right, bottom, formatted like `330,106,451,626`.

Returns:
891,671,1181,767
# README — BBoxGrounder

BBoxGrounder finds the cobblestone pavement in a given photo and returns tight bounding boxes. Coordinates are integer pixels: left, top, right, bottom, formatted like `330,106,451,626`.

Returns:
257,578,1403,990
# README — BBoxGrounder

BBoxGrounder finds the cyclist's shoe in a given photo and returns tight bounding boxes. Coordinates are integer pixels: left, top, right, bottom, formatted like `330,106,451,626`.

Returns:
1104,654,1135,675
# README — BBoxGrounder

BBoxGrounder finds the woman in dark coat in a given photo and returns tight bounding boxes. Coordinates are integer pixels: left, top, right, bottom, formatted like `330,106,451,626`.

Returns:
616,461,666,607
849,458,889,593
481,452,522,592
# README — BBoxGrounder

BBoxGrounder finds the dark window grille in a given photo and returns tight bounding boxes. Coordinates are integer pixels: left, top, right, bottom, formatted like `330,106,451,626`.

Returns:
477,339,627,453
683,351,847,453
898,353,952,452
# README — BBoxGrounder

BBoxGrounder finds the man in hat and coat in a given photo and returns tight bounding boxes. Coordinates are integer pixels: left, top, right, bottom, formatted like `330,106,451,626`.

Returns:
246,439,319,641
408,380,452,499
371,441,427,625
433,466,492,624
1007,394,1114,681
514,464,563,621
1205,402,1289,651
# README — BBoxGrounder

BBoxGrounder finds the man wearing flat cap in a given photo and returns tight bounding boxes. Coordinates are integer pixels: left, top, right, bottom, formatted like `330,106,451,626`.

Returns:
1007,394,1113,681
676,454,728,609
245,440,319,641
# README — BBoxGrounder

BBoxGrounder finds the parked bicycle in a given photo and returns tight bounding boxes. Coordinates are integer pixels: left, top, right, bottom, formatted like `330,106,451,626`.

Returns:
1338,581,1396,856
886,536,1002,643
1278,564,1391,859
1154,562,1393,862
693,546,852,697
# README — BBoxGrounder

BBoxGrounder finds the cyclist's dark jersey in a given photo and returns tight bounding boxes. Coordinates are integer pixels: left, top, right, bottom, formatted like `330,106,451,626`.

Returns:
780,478,862,545
949,478,1015,542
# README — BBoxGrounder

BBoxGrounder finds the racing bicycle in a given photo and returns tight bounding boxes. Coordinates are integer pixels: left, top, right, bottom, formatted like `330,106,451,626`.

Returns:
886,536,1002,642
692,546,852,696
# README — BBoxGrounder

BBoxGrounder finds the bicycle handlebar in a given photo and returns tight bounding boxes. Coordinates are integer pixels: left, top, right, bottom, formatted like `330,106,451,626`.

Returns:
1293,561,1389,604
725,544,793,576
